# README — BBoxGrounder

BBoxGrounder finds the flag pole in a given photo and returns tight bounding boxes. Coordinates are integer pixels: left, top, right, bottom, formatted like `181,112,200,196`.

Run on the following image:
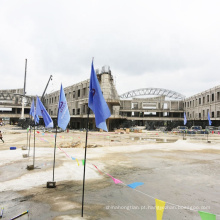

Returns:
33,121,36,167
52,124,58,182
46,84,69,188
26,127,28,148
28,120,35,170
28,126,31,157
81,107,90,217
50,106,60,187
207,129,209,143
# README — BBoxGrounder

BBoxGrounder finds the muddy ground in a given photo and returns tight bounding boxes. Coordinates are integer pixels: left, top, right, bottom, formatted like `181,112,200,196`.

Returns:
0,125,220,220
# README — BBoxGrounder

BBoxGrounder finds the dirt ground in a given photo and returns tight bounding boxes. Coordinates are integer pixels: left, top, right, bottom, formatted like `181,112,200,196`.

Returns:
0,125,220,220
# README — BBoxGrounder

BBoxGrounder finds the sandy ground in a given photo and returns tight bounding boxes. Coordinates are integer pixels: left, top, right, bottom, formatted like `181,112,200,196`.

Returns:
0,125,220,220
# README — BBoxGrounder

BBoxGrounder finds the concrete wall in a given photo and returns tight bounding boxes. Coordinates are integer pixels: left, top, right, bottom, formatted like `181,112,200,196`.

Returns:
184,85,220,121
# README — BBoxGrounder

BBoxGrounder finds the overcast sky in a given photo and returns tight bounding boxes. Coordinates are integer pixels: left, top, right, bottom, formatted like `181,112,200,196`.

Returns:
1,0,220,98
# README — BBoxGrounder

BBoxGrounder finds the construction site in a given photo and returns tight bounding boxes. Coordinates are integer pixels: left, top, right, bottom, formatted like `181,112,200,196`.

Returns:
1,65,220,131
0,124,220,219
0,66,220,219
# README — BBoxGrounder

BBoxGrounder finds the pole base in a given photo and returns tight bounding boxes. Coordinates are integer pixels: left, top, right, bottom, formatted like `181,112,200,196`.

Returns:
23,154,28,158
27,165,34,170
47,181,56,188
22,146,28,150
207,141,211,143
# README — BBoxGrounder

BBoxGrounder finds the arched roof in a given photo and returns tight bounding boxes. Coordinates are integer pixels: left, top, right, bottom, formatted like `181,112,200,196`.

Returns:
119,88,185,100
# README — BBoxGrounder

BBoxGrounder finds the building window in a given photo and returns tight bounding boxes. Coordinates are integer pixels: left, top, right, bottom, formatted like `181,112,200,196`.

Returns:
132,102,138,109
212,93,214,102
72,109,75,115
203,96,205,104
83,88,86,96
77,108,80,115
52,97,53,103
199,113,201,118
83,105,86,113
73,91,75,98
207,95,209,102
55,97,56,102
217,92,220,101
217,111,220,117
193,100,194,107
78,89,80,97
199,98,201,105
212,112,214,117
203,110,205,117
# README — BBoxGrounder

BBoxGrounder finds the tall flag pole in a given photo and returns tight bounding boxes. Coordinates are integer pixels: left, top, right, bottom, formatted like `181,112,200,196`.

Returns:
26,126,29,150
28,99,35,157
28,98,39,169
207,111,212,143
28,127,31,157
81,106,90,217
81,60,111,217
33,101,39,167
52,84,70,186
35,96,53,169
183,112,187,139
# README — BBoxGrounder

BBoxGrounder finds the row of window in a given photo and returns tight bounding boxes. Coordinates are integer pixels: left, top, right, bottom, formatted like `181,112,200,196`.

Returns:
46,88,89,105
185,92,220,108
48,105,88,116
186,110,220,118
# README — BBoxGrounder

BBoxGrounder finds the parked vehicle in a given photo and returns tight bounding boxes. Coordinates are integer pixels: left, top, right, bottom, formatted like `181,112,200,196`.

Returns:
171,126,188,134
214,126,220,134
45,128,64,133
187,126,202,134
205,126,219,134
156,127,167,132
176,126,188,133
171,128,179,134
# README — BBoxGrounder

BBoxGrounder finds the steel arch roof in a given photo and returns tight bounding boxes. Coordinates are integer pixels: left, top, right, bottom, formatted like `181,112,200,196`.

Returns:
119,88,185,100
0,91,32,105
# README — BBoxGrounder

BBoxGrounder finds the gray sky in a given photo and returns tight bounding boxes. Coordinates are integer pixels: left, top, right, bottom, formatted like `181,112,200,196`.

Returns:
1,0,220,98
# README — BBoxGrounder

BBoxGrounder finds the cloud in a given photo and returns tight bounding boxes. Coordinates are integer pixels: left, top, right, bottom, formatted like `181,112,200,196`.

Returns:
0,0,220,98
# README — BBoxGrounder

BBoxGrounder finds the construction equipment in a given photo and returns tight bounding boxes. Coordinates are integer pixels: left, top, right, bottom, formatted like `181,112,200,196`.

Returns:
41,75,53,102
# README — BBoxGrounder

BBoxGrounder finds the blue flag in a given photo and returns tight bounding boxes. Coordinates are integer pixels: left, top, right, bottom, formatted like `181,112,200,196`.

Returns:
58,84,70,130
36,96,53,128
184,112,187,125
35,114,40,125
208,111,212,126
88,61,111,131
30,99,35,118
29,99,39,125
